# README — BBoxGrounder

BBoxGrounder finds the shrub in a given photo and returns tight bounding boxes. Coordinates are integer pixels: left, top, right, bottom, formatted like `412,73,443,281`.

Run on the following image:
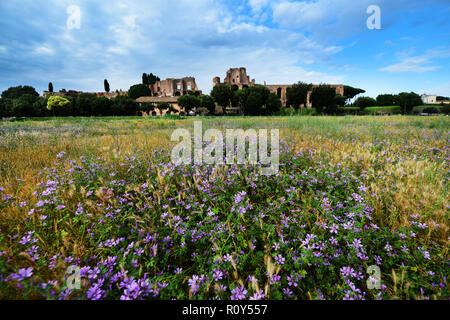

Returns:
354,97,377,109
422,107,440,114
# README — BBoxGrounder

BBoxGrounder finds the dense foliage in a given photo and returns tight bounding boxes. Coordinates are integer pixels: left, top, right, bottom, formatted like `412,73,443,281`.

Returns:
286,82,311,109
310,85,339,114
128,84,152,100
355,97,377,109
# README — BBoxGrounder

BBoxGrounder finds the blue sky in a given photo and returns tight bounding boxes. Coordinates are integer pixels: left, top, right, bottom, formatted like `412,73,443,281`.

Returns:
0,0,449,98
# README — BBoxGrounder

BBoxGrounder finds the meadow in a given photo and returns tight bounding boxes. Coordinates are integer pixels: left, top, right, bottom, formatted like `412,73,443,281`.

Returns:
0,115,448,300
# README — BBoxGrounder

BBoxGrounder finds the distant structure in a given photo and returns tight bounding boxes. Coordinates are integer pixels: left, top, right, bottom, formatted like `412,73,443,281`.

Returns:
149,77,201,97
135,96,183,116
421,94,450,104
213,67,255,90
421,94,437,104
43,89,127,99
134,76,202,116
213,67,344,108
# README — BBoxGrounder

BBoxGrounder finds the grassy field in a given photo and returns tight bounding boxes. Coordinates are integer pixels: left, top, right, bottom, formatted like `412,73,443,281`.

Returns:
0,115,448,300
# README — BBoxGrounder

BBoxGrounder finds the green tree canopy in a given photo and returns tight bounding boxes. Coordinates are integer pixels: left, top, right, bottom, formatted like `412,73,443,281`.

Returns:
343,85,366,101
128,84,151,100
142,73,160,85
200,94,216,114
376,94,396,106
266,92,282,115
74,93,97,116
243,85,271,116
177,94,201,114
211,83,233,108
46,96,71,114
11,94,39,117
48,82,53,93
354,96,377,109
111,95,138,116
93,96,113,116
2,85,39,99
396,92,422,114
140,102,155,113
286,82,311,109
310,85,337,114
104,79,110,93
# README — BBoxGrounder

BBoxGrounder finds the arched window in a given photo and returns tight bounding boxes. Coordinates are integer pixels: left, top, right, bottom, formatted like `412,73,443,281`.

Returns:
277,88,282,98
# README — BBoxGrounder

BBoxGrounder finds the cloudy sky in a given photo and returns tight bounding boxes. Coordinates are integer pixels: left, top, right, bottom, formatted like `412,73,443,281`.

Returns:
1,0,449,98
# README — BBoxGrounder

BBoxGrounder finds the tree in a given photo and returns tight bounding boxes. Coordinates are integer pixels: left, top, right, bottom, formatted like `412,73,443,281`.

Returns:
266,92,282,115
33,97,50,117
177,94,201,114
310,85,337,114
396,92,422,114
286,82,311,109
167,105,178,115
128,84,151,100
343,85,366,103
11,94,39,117
74,93,97,116
142,73,160,85
46,96,71,116
140,102,155,115
111,95,138,116
354,96,377,109
142,73,148,85
333,94,347,111
93,96,112,116
242,85,270,116
104,79,110,93
148,73,160,85
48,82,54,93
2,85,39,99
200,95,216,114
157,102,171,115
211,83,233,109
0,98,13,118
376,94,396,106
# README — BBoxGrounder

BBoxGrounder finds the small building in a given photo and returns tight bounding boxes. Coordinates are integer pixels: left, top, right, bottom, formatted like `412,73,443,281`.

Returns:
135,96,185,116
421,94,437,104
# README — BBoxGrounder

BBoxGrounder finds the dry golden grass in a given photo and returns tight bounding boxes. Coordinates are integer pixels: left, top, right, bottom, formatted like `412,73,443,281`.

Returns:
0,115,448,246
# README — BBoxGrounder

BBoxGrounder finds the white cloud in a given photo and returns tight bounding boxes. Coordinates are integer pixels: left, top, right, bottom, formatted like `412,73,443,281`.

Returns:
425,81,450,96
248,0,269,14
33,45,55,55
0,0,348,94
380,47,450,73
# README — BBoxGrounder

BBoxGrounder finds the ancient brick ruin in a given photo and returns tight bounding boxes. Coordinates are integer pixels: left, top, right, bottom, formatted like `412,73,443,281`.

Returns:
213,67,344,108
149,77,201,97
